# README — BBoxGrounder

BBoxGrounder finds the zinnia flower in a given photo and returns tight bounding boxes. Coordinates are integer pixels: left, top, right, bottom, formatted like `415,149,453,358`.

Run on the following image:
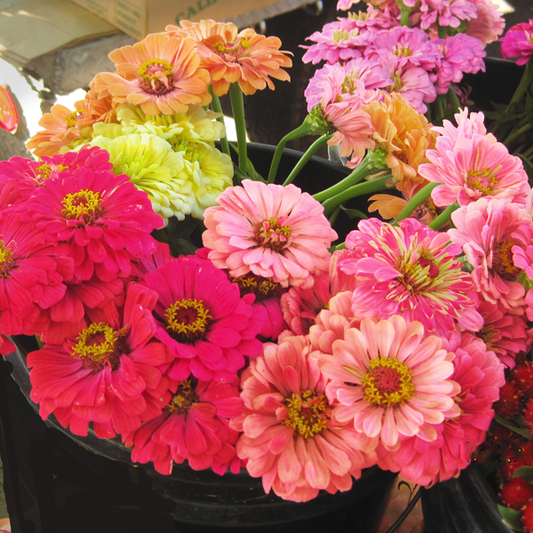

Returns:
340,218,482,334
203,180,338,289
141,255,263,382
319,315,460,449
377,333,505,486
171,20,292,96
24,168,163,282
123,376,243,475
235,334,377,502
27,283,173,438
91,33,211,115
501,19,533,66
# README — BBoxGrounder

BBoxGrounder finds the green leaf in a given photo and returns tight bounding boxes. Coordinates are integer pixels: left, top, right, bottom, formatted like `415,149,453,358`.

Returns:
497,505,524,532
339,206,369,219
494,414,532,439
514,466,533,483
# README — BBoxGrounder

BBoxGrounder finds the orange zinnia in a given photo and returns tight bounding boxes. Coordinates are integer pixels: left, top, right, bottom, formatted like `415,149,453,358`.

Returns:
169,20,292,96
90,32,211,115
362,93,436,192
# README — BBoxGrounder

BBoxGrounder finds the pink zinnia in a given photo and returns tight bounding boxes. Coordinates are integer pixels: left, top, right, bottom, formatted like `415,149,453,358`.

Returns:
123,376,243,476
320,315,459,450
24,168,163,282
501,19,533,66
203,180,337,289
27,283,173,439
340,218,482,334
419,117,530,207
141,255,262,382
448,199,530,310
0,213,74,336
377,333,504,485
234,334,377,502
466,0,505,46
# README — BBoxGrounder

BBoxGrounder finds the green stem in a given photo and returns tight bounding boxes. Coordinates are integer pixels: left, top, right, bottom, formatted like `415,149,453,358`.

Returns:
428,202,458,231
438,25,447,39
322,175,392,216
391,182,441,225
313,152,387,202
282,134,332,186
504,123,532,147
400,9,411,26
505,61,533,114
446,84,461,114
328,206,341,227
229,83,248,176
268,121,313,184
208,87,231,158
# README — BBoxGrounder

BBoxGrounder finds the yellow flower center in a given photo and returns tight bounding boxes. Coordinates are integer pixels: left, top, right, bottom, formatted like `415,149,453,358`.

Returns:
397,247,441,295
137,59,174,95
35,163,68,183
165,380,197,414
70,322,124,371
492,239,520,279
332,29,359,43
466,164,501,195
394,46,412,58
65,109,84,128
282,390,329,438
233,273,278,300
254,217,292,251
0,240,15,277
61,189,103,224
361,358,415,408
165,298,211,343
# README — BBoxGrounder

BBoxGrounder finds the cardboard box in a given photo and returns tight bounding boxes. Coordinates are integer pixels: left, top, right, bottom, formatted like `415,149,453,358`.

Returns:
70,0,314,40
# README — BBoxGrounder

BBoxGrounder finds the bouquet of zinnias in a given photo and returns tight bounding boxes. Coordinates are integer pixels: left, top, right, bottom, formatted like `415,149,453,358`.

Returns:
0,2,530,505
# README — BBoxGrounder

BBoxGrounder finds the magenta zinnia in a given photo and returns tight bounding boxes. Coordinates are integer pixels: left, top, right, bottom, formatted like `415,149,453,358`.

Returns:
27,283,173,439
23,168,163,282
141,255,262,382
340,218,482,334
203,180,337,289
235,334,377,502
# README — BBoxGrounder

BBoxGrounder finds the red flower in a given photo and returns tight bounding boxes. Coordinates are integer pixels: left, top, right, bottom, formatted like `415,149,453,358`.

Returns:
500,477,533,511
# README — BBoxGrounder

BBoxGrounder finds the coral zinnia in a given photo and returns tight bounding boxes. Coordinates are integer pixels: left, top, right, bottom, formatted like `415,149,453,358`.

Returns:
27,283,173,438
141,255,263,382
203,180,338,289
319,315,459,450
123,376,242,475
171,20,292,96
340,218,482,334
91,33,211,115
24,167,163,282
235,334,377,502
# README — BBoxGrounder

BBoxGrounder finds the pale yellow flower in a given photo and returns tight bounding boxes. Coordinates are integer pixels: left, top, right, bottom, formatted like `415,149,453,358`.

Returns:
86,133,193,223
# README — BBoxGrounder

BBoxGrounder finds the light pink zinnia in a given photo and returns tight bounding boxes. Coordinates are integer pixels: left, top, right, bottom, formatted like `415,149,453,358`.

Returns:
448,199,530,310
466,0,505,46
234,334,377,502
340,218,482,335
24,168,163,282
123,376,243,475
320,315,459,450
27,283,173,439
419,118,530,207
377,332,504,485
203,180,337,289
141,255,262,383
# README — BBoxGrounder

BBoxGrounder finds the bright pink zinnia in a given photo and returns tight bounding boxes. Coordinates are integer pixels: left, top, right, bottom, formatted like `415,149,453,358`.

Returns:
141,255,262,382
27,283,173,439
23,168,163,282
448,199,530,310
0,213,74,336
320,315,459,450
123,376,243,475
234,334,377,502
501,19,533,66
340,218,482,334
203,180,337,289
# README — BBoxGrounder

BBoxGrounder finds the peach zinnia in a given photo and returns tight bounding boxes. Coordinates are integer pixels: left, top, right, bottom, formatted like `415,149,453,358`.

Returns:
91,32,211,115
